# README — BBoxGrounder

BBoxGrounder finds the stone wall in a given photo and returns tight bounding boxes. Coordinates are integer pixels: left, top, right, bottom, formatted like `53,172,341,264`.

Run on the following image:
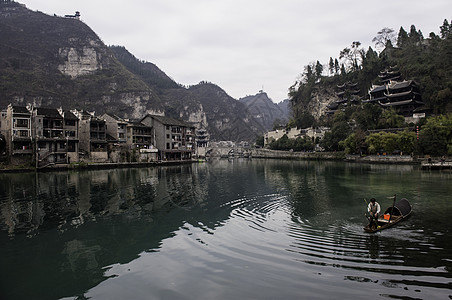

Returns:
251,149,344,160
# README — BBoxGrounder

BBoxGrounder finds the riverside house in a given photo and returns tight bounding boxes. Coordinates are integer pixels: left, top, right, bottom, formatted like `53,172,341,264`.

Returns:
4,105,32,165
72,110,108,163
141,115,195,161
1,104,198,167
32,107,79,167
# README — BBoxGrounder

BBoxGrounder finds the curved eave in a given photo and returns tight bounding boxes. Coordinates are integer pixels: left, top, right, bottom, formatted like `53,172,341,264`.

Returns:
380,99,415,107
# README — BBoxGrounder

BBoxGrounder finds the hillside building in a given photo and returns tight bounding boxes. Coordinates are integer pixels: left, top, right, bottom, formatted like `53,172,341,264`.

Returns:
364,80,424,117
327,82,361,115
264,126,329,149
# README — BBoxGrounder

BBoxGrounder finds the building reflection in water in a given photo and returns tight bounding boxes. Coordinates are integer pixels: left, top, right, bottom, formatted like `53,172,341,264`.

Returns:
0,164,211,237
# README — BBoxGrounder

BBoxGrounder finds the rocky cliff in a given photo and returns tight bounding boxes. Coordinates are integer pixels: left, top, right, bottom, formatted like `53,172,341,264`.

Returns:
0,2,165,118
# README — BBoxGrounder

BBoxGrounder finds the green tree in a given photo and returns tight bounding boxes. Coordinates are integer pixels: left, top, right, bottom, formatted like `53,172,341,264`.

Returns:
366,132,384,154
334,59,340,74
320,111,350,151
397,26,409,47
255,135,264,147
378,108,405,129
315,60,324,78
381,132,399,154
440,19,451,39
328,57,335,75
342,130,366,154
418,114,452,155
352,103,382,130
397,130,417,154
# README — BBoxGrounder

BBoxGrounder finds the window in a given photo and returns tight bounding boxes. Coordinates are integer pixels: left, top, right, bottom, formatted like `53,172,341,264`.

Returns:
166,142,170,149
65,130,76,137
14,118,29,128
20,130,28,137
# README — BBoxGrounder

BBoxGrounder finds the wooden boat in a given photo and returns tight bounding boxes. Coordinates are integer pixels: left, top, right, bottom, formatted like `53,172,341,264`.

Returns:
363,197,412,233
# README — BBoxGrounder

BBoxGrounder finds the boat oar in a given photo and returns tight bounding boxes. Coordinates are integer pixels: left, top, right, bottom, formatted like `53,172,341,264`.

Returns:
388,194,396,222
363,198,372,226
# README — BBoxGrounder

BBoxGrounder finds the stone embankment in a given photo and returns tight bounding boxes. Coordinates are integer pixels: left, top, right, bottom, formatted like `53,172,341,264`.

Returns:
250,149,344,160
345,154,416,164
251,150,452,168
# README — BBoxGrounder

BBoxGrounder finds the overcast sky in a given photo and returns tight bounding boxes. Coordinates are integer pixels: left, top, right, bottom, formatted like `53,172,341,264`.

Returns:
21,0,452,102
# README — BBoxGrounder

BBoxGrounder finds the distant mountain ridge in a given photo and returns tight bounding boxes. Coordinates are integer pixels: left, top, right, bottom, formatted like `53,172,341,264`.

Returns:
239,92,289,130
109,46,266,141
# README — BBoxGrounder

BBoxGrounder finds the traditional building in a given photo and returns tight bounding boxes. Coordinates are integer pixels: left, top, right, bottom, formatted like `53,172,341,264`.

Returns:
72,110,107,162
0,108,7,149
327,82,361,115
60,109,79,163
102,114,128,145
264,126,329,148
4,105,32,164
195,128,209,157
126,120,157,162
378,67,401,84
141,115,195,161
264,127,301,147
364,80,424,117
32,107,66,167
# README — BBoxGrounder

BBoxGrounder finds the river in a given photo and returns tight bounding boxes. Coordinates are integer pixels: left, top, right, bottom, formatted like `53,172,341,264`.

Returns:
0,159,451,299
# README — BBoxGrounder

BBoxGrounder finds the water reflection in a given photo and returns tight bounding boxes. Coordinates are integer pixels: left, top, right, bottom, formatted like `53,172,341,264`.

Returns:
0,160,451,300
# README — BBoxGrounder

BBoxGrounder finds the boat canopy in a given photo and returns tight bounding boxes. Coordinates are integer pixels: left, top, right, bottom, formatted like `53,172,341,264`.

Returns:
384,198,411,216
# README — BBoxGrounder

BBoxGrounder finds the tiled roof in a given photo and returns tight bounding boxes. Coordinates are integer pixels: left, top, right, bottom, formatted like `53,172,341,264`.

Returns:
12,106,30,114
62,111,78,120
144,115,194,127
36,107,62,118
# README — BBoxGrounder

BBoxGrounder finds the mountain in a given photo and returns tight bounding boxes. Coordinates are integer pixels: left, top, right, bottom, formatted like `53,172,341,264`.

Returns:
239,92,289,130
0,2,165,118
110,46,265,142
0,2,264,142
277,99,291,120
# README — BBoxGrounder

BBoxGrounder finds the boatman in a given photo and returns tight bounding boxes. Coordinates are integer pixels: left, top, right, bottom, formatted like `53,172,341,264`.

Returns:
367,198,381,229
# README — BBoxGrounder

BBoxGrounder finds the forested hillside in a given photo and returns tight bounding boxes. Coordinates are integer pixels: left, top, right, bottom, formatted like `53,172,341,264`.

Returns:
285,19,452,156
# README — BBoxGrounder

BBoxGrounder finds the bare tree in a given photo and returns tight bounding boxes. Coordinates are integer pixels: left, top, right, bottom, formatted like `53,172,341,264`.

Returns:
372,27,396,51
339,41,364,72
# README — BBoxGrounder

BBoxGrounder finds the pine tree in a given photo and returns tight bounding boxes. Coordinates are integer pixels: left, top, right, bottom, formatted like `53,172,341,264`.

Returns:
397,26,408,47
329,57,334,75
440,19,451,39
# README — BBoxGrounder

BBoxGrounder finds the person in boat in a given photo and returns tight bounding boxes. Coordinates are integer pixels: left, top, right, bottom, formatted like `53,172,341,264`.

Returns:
367,198,381,228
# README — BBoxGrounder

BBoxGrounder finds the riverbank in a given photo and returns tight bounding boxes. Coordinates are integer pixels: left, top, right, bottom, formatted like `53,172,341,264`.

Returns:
251,149,451,169
0,160,194,173
1,150,449,173
250,149,345,160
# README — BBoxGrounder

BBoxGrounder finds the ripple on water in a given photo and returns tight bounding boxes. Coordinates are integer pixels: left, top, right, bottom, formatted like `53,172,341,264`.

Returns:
205,192,452,299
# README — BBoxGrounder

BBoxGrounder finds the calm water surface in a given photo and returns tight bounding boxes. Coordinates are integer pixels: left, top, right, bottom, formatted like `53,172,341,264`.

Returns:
0,159,451,300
